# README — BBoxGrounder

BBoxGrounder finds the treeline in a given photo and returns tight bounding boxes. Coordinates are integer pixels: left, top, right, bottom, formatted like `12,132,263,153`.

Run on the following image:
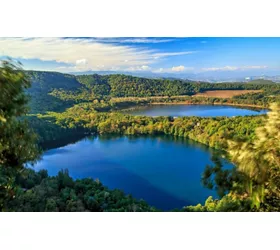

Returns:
76,74,195,97
232,91,280,107
185,103,280,212
110,95,278,109
28,103,264,151
26,70,280,113
26,71,81,113
76,74,280,97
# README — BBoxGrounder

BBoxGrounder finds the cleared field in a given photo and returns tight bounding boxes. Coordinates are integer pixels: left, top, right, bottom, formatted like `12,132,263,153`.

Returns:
193,90,263,98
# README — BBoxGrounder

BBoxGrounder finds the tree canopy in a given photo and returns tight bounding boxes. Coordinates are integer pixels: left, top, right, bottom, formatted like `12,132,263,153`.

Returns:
0,60,41,210
186,103,280,211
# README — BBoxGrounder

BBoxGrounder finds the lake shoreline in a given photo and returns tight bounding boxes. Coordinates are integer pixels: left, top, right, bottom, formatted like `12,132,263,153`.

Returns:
34,134,226,210
150,102,266,110
119,102,267,113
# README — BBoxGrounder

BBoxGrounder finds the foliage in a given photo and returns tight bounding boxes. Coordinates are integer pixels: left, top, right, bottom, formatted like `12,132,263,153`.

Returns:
0,60,41,210
228,102,280,210
25,70,280,113
29,104,264,152
184,195,251,212
8,168,158,212
186,103,280,212
26,71,81,113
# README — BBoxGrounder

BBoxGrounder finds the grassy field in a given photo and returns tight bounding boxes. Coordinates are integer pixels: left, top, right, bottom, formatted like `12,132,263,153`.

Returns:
193,90,262,98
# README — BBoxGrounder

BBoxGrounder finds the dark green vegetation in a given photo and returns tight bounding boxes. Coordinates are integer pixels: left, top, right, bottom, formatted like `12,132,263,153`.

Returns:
29,105,263,151
8,168,157,212
1,60,280,212
0,61,41,210
186,103,280,212
26,70,280,114
26,71,81,113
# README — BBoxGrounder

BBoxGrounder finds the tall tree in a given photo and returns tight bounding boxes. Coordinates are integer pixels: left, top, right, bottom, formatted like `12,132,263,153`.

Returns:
187,103,280,211
0,59,41,210
228,102,280,210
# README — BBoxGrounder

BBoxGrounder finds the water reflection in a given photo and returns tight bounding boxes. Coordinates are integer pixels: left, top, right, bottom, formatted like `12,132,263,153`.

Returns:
34,134,233,210
123,104,267,117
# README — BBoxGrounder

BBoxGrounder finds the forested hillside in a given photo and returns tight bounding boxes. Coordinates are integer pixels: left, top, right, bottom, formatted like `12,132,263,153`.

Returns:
26,70,280,113
26,71,81,113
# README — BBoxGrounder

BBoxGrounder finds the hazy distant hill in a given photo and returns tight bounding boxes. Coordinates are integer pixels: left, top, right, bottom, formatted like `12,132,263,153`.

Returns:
70,70,195,80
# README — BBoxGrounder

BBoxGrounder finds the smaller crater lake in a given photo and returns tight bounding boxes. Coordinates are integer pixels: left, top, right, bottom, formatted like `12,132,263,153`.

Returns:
33,135,232,211
123,104,267,117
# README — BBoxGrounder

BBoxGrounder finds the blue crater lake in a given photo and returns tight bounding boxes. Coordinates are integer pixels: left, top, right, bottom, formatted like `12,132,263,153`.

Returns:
33,135,232,211
123,104,267,117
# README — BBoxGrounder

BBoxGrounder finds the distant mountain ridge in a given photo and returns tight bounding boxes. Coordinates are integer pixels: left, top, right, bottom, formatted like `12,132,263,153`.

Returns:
69,70,280,83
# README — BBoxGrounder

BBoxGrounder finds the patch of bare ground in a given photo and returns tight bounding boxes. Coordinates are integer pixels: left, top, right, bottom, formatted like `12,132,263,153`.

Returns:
193,90,263,98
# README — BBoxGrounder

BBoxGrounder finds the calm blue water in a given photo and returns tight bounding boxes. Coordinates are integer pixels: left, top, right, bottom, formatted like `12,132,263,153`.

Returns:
33,135,232,210
124,104,267,117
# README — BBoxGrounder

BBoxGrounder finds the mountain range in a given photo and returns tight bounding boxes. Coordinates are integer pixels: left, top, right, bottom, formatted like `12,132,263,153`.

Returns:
69,70,280,83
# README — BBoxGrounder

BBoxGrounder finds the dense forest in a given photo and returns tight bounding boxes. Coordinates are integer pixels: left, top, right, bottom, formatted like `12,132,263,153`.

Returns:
0,61,157,212
1,60,280,212
7,168,158,212
28,105,263,151
26,70,280,113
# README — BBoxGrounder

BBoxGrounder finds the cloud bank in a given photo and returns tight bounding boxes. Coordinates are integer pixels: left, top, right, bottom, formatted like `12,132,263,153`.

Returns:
0,38,194,72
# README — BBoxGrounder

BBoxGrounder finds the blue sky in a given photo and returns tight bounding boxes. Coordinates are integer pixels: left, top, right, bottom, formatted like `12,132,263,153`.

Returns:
0,37,279,76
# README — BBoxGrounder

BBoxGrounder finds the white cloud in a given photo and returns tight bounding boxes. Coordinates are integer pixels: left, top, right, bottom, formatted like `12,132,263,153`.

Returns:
201,65,267,71
118,38,175,44
125,65,151,71
242,65,268,70
76,59,88,65
141,65,150,70
153,51,197,58
171,65,185,72
0,38,195,72
202,66,238,71
0,38,154,71
153,66,194,73
89,38,175,44
224,66,238,71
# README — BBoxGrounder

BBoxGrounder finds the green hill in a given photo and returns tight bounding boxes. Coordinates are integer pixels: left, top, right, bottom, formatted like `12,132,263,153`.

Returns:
26,71,82,113
26,72,197,113
25,70,280,114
